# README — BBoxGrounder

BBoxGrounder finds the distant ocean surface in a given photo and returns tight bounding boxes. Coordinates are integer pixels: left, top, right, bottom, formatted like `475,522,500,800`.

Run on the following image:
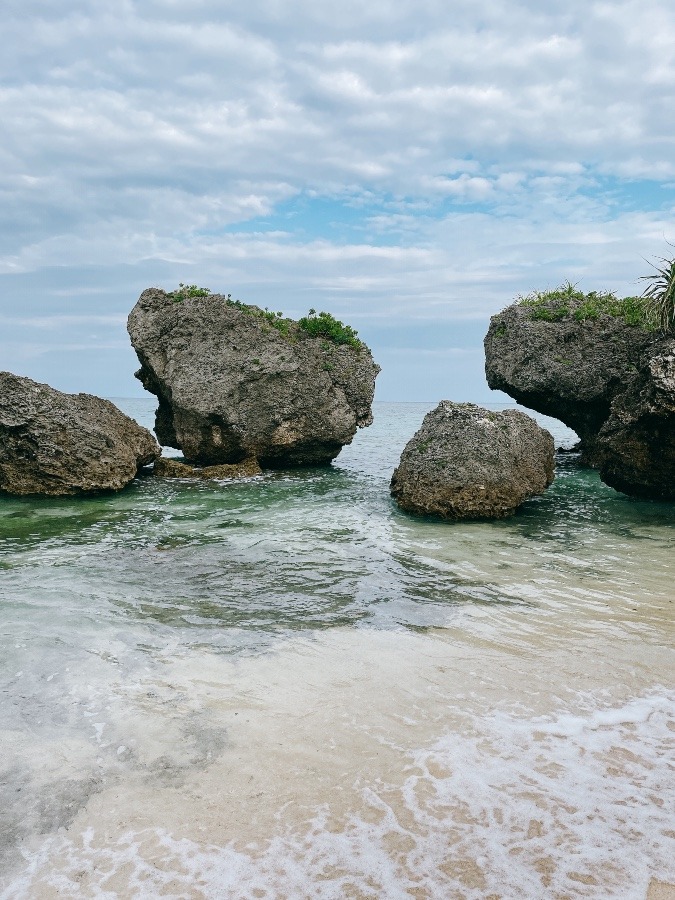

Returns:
1,400,673,899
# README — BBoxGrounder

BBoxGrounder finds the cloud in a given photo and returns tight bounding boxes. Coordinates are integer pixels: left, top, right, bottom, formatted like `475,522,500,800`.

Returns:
1,0,675,397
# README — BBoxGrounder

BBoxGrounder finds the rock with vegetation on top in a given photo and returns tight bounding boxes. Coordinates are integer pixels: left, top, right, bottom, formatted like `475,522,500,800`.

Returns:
390,401,554,519
0,372,158,496
484,285,675,499
153,456,262,479
127,287,380,467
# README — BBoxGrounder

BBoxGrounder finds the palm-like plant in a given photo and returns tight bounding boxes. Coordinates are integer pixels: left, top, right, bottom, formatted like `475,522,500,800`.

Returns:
640,244,675,332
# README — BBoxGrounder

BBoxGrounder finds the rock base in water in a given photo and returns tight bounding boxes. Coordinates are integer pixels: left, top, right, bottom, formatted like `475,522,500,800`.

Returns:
153,457,262,479
0,372,158,496
485,298,675,499
390,401,554,520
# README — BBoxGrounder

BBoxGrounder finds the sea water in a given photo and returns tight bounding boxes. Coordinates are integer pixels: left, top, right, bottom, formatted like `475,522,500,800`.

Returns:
0,402,673,899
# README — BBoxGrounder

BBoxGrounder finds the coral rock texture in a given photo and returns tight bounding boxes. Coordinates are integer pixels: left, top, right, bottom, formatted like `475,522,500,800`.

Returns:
390,401,554,519
153,456,262,479
128,289,379,467
484,300,675,499
0,372,158,496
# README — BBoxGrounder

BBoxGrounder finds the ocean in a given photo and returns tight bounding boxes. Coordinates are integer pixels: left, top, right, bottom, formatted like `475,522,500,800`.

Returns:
1,400,673,899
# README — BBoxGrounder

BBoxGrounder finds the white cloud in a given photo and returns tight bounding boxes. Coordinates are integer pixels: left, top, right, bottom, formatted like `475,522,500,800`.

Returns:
1,0,675,396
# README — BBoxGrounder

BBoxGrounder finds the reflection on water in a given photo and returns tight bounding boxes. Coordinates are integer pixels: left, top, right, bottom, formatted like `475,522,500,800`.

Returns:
0,402,673,898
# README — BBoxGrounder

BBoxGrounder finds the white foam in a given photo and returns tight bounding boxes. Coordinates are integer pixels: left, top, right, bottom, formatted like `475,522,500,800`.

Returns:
5,688,673,899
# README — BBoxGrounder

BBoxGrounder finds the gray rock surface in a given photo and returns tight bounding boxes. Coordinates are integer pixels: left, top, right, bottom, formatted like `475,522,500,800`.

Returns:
0,372,158,496
484,300,675,499
390,401,554,519
127,289,380,467
594,338,675,498
154,456,262,479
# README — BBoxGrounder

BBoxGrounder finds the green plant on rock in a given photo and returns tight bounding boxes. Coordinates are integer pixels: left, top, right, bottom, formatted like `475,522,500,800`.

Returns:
640,247,675,332
573,293,648,325
224,296,292,335
167,283,211,301
297,309,362,347
517,281,651,328
165,287,363,347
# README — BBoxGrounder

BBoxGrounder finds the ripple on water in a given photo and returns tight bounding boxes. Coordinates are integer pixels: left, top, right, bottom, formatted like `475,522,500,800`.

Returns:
0,402,673,897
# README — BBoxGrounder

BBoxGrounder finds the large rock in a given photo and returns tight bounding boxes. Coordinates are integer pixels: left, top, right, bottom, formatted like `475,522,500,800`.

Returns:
127,289,380,467
484,298,675,499
390,401,554,519
594,338,675,498
0,372,158,496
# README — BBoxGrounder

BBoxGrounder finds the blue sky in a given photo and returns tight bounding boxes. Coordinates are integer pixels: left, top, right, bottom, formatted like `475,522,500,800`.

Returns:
1,0,674,400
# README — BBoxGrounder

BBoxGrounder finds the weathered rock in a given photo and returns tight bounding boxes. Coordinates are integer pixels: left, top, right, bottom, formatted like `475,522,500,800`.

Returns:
0,372,159,496
484,302,653,460
390,401,554,519
127,289,380,467
595,338,675,498
153,456,262,479
484,300,675,499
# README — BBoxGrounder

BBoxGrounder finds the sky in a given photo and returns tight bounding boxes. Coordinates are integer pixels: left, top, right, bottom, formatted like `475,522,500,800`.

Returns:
1,0,674,401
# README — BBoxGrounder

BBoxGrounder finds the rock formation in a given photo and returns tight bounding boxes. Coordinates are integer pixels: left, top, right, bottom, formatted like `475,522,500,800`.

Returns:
390,401,554,519
0,372,158,496
153,456,262,479
594,338,675,498
127,289,380,467
484,298,675,499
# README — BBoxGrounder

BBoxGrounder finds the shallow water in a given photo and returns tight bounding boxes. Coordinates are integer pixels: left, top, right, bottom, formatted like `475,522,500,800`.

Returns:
1,401,673,899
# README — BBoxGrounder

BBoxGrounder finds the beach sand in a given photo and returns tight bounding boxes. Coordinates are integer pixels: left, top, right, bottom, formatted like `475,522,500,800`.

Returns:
648,882,675,899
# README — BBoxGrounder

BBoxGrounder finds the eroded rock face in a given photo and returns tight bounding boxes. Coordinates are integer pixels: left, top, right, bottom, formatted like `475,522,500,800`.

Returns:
127,289,380,467
595,338,675,498
390,401,554,519
0,372,158,496
484,301,675,499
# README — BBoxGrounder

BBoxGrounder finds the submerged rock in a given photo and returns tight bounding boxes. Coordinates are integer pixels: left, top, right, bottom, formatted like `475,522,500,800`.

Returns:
153,457,261,479
127,289,380,467
484,297,675,499
0,372,158,496
390,401,554,519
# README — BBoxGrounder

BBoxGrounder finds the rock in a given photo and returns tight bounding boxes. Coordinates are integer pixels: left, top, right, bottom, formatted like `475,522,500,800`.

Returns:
0,372,159,496
595,338,675,498
484,301,653,460
153,456,262,479
127,289,380,467
390,401,554,519
484,298,675,499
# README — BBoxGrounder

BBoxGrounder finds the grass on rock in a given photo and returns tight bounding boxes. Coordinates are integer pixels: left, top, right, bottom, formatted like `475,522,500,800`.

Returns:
518,281,652,328
164,287,363,348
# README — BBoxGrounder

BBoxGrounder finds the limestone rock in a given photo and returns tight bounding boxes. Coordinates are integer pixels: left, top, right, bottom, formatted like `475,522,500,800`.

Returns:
390,401,554,519
0,372,158,496
595,338,675,498
153,456,262,479
484,301,653,460
484,299,675,499
127,289,380,467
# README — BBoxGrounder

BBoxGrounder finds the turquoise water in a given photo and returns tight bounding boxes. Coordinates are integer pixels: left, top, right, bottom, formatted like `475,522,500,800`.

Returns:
1,402,673,898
